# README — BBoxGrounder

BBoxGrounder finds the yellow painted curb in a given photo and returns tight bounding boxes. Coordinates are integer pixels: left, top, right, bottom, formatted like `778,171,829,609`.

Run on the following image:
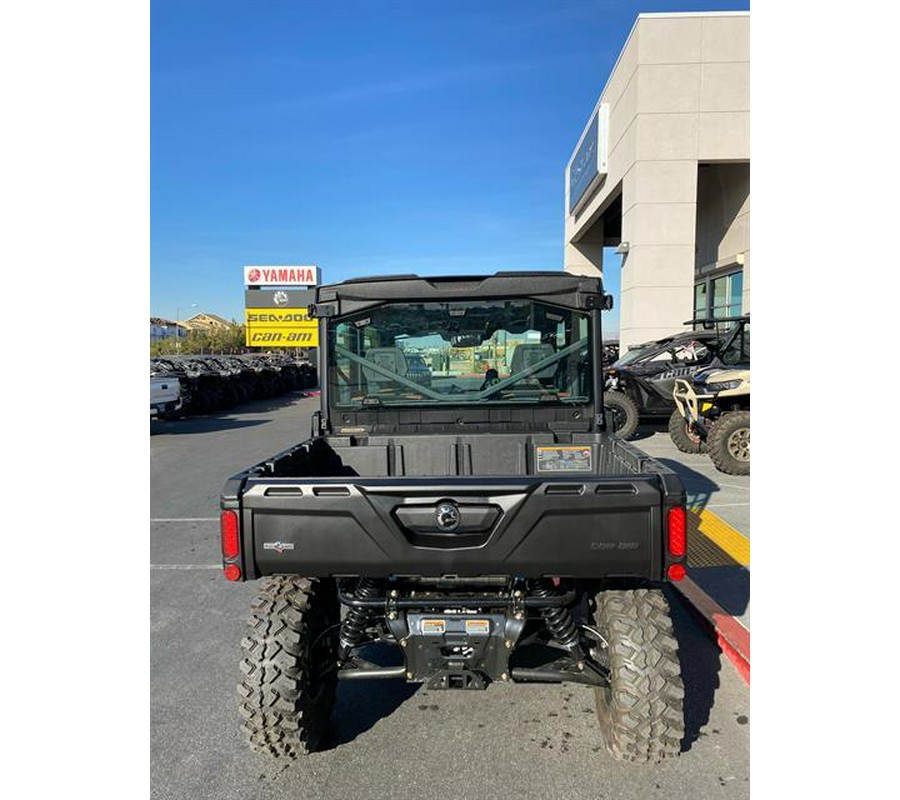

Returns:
688,507,750,567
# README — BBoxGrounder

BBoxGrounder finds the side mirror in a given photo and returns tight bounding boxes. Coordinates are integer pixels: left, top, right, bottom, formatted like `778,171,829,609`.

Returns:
602,294,614,311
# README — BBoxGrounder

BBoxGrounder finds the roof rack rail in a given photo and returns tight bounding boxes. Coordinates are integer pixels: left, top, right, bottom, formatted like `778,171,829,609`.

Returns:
683,315,749,325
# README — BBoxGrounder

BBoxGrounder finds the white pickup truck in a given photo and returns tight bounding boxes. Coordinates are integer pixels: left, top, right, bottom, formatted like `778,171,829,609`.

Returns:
150,376,183,420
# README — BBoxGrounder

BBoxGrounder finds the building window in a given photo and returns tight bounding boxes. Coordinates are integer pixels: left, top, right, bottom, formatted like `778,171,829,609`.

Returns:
694,269,743,321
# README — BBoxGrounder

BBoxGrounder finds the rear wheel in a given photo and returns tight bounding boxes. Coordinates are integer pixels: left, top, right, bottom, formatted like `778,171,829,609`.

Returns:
605,391,639,440
591,588,684,763
707,410,750,475
238,576,339,757
668,409,707,454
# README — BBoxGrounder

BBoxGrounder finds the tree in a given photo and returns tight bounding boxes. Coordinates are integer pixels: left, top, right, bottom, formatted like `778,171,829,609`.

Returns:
150,325,247,356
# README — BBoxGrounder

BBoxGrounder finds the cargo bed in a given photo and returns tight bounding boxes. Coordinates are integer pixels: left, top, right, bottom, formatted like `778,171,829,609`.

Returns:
222,433,684,580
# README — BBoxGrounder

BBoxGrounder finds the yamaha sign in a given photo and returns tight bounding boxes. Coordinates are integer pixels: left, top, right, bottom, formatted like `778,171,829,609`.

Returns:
243,265,320,287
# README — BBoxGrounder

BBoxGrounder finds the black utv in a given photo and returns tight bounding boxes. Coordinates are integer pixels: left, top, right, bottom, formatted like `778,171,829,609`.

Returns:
604,330,720,441
221,272,688,764
605,316,752,445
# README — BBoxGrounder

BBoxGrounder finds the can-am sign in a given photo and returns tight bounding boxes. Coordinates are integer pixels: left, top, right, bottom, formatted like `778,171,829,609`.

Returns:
244,308,318,347
244,265,320,287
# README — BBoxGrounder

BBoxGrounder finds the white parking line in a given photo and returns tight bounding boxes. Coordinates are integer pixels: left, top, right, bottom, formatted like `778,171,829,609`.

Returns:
151,565,220,570
150,518,218,523
705,502,751,508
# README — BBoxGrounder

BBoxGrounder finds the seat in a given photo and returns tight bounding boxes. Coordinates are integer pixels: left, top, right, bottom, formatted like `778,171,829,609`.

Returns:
363,347,409,392
509,343,557,386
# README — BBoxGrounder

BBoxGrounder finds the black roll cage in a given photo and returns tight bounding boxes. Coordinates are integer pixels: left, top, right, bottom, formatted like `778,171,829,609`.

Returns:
308,272,610,434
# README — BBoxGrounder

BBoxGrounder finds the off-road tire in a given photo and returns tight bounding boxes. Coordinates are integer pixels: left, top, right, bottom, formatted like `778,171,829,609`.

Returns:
707,410,750,475
605,391,640,440
591,588,685,763
667,409,707,454
238,576,339,757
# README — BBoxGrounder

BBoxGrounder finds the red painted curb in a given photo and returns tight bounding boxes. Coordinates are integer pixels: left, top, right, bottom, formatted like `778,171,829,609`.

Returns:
674,575,750,685
717,633,750,684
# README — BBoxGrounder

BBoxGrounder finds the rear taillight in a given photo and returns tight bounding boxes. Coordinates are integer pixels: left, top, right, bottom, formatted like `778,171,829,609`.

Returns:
223,563,242,581
667,563,686,581
220,510,240,559
667,506,686,557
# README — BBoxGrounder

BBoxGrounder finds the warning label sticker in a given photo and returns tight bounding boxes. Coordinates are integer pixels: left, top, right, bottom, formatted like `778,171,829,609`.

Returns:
421,619,447,635
535,446,593,472
464,620,491,635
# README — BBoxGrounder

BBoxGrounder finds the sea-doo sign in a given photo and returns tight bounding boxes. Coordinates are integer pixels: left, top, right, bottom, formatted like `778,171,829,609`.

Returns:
244,265,320,287
244,307,319,347
245,311,314,324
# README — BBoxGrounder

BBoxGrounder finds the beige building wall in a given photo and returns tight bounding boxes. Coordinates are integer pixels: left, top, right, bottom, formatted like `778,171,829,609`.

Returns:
696,162,750,313
564,11,749,349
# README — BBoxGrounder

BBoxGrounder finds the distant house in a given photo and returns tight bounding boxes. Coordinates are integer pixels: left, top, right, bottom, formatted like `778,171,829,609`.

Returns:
151,312,235,344
184,312,234,332
150,317,189,341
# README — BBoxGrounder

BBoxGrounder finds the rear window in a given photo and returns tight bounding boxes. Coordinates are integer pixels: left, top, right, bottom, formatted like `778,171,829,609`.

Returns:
328,299,593,409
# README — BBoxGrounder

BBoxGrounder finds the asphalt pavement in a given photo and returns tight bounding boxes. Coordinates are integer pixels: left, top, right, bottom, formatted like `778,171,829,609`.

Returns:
150,394,749,800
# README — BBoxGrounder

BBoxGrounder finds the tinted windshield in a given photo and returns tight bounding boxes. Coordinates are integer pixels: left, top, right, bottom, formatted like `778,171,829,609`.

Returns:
613,344,654,366
613,337,712,368
328,300,592,408
720,323,750,366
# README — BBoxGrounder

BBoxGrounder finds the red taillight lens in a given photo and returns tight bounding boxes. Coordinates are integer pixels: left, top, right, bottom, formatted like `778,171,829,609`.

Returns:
667,563,686,581
220,510,240,559
223,563,242,581
668,506,686,557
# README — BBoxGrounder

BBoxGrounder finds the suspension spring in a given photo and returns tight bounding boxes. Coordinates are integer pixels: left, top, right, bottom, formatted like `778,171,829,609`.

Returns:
338,578,383,660
531,579,580,651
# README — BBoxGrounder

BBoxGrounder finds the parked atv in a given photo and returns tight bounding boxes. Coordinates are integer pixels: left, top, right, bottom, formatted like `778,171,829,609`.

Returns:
601,340,619,368
604,330,720,440
671,320,750,474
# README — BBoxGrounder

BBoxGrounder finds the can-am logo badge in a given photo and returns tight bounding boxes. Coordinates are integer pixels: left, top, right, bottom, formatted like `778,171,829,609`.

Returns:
263,541,295,554
435,502,460,531
273,291,289,306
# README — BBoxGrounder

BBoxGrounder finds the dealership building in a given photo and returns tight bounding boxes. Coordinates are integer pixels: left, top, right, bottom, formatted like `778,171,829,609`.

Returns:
564,11,749,349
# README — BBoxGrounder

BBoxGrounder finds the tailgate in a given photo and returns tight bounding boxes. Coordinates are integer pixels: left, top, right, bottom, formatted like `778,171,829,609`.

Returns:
229,474,683,580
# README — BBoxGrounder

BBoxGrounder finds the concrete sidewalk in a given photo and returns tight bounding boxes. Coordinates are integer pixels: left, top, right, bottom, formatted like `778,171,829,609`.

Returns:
635,424,750,682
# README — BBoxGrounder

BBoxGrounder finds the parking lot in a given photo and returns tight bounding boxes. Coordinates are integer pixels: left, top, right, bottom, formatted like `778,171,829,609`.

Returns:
150,393,749,800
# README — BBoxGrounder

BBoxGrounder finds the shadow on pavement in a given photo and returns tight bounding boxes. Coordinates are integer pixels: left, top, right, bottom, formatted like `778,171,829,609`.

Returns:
656,458,721,510
665,585,721,752
326,641,419,748
327,680,419,748
688,566,749,617
149,391,318,436
227,392,317,415
150,417,270,435
629,419,669,441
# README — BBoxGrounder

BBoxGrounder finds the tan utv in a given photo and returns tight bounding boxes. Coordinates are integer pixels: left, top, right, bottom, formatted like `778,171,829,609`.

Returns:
671,317,749,475
672,368,749,475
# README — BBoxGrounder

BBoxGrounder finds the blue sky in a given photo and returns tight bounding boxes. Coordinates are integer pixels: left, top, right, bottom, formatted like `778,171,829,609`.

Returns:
151,0,749,335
